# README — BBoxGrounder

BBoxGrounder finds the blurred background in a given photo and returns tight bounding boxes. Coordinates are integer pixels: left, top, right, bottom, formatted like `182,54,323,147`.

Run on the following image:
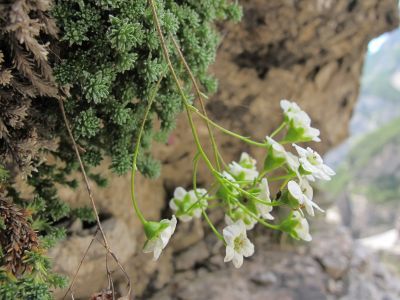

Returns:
323,25,400,279
50,1,400,299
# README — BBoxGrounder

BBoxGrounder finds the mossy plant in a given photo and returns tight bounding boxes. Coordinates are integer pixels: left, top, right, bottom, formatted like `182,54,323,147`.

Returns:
52,0,242,176
0,0,241,298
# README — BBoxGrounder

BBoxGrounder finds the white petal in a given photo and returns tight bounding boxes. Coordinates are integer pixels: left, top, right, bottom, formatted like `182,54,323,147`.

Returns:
222,171,238,185
243,168,259,181
169,199,178,211
179,215,193,222
245,219,257,230
306,174,315,182
266,136,286,156
143,239,156,253
280,99,291,111
223,225,238,245
299,157,317,173
300,179,313,200
195,188,208,197
236,219,247,233
242,239,255,257
292,144,308,157
193,208,202,218
224,246,235,262
304,200,315,217
294,111,311,126
239,152,251,163
229,161,243,176
288,181,303,201
153,241,163,260
305,127,320,141
322,164,336,176
261,211,274,220
232,253,244,268
224,214,234,226
293,212,312,242
174,187,187,200
286,152,300,171
259,178,270,200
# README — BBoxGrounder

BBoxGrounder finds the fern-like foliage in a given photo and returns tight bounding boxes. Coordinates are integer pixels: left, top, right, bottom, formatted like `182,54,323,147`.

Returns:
0,0,241,298
53,0,241,176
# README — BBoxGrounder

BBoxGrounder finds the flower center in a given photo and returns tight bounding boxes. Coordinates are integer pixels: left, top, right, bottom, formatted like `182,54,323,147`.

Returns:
307,154,319,165
234,235,245,251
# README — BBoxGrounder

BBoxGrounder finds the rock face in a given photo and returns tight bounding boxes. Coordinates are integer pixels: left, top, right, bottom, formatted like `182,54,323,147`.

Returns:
209,0,398,152
51,0,399,298
147,221,400,300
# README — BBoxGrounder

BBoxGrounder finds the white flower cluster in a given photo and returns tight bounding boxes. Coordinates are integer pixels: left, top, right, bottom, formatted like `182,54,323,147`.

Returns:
280,100,321,142
169,187,208,222
142,99,335,269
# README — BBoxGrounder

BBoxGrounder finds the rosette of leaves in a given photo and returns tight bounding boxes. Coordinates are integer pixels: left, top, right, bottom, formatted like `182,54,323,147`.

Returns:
52,0,242,176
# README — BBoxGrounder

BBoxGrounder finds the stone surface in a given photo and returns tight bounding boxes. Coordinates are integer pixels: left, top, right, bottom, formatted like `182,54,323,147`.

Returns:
146,221,400,300
50,0,400,298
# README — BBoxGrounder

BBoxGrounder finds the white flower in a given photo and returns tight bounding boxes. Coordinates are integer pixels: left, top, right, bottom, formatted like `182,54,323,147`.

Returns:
280,99,302,118
287,180,323,216
222,171,239,185
287,180,304,204
223,219,255,268
170,187,207,222
257,178,274,220
291,112,321,142
280,100,321,142
299,179,323,216
143,215,177,260
221,171,240,193
265,137,299,173
266,136,286,158
293,144,335,181
292,211,312,241
286,152,300,173
229,152,259,181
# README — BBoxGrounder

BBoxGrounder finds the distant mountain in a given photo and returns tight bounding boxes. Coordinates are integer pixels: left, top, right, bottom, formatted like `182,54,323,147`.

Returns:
350,28,400,135
323,28,400,238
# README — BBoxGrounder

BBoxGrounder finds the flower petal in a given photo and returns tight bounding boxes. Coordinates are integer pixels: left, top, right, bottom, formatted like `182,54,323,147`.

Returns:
242,239,255,257
232,252,244,268
174,187,187,199
224,246,235,262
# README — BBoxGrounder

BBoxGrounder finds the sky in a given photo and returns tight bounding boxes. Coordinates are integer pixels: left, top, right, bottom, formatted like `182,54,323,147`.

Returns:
368,34,389,54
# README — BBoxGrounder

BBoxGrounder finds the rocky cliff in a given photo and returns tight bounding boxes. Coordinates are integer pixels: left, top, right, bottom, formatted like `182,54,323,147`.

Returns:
50,0,399,298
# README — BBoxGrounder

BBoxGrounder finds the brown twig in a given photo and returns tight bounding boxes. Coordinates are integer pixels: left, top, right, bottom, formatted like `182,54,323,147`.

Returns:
93,236,132,295
58,99,109,248
58,98,131,298
62,229,98,300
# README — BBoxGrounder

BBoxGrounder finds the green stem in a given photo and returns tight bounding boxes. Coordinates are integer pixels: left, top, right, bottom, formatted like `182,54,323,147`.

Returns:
219,175,280,207
192,152,200,191
131,81,162,225
269,174,295,182
235,201,280,230
189,105,267,148
149,0,215,174
171,35,222,171
270,122,286,138
257,168,270,181
280,178,290,190
202,210,225,243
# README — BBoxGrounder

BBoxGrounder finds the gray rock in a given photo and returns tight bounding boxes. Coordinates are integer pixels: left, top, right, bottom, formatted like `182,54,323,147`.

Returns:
251,271,279,286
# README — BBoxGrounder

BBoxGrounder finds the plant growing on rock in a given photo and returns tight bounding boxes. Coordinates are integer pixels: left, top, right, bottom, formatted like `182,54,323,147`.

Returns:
0,0,337,297
130,1,335,269
1,0,242,297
